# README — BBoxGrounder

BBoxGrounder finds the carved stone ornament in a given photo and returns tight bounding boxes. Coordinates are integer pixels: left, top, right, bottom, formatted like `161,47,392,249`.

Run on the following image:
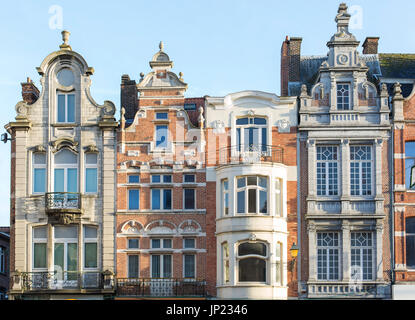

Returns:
249,233,257,242
51,137,78,153
33,145,46,153
212,120,225,134
277,119,291,133
15,101,29,120
300,84,308,97
247,109,255,116
101,100,116,117
337,54,348,65
85,145,99,153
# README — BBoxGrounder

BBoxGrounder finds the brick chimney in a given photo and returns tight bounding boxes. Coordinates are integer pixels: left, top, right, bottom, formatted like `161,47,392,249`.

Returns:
120,74,138,121
21,77,40,105
362,37,379,54
281,36,302,96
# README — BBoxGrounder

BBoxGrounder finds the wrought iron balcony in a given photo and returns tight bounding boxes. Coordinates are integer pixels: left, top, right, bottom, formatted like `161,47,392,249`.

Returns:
116,278,206,298
20,271,113,291
45,192,81,214
218,144,284,166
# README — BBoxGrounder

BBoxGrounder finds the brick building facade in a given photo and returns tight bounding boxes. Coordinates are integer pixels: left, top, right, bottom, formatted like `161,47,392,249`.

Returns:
0,227,10,299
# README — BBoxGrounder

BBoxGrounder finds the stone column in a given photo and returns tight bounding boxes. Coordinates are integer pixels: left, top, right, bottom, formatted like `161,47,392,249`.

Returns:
308,222,317,281
330,73,337,111
375,139,384,214
376,221,384,281
308,139,316,197
341,139,350,214
342,221,351,282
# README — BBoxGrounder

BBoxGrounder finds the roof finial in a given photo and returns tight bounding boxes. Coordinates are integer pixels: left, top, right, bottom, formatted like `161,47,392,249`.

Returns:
159,41,164,52
60,30,72,50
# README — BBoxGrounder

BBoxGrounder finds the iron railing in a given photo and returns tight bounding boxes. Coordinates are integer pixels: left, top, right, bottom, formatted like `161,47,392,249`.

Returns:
21,271,111,291
45,192,81,211
218,144,284,166
116,278,206,297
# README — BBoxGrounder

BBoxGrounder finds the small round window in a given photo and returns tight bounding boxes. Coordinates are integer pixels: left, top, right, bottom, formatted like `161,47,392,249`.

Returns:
57,68,74,87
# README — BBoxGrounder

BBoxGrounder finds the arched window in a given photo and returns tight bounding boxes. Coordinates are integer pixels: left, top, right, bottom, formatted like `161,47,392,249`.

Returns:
236,117,267,152
54,149,78,192
406,217,415,268
236,176,268,215
237,242,267,282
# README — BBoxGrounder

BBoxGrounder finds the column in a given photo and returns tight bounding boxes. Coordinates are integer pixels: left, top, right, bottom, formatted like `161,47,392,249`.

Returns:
341,139,350,214
308,222,317,281
342,221,351,282
375,139,384,214
376,221,384,281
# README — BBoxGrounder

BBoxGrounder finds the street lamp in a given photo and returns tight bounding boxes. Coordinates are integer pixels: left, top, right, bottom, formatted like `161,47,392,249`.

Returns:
289,243,299,271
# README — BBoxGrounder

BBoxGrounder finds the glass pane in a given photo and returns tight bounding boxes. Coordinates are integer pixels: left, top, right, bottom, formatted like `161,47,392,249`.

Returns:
163,255,172,278
34,243,47,269
34,168,46,193
184,175,195,183
163,189,172,210
259,190,267,214
55,149,77,164
54,169,64,192
247,176,257,186
237,177,246,188
407,218,415,234
156,125,168,148
67,94,75,122
259,177,267,188
85,153,97,164
151,239,161,248
152,175,161,183
254,118,267,125
156,112,168,120
237,128,241,151
184,238,195,248
248,189,257,213
223,179,228,190
128,190,140,210
184,255,195,278
67,243,78,273
406,235,415,268
85,168,97,193
239,258,266,282
406,142,415,158
84,226,97,239
54,243,64,273
237,191,245,213
163,239,172,248
151,255,160,278
55,226,77,239
33,153,46,165
67,168,78,192
236,118,249,125
84,243,97,268
275,262,281,285
152,189,160,209
33,227,47,239
163,175,172,183
238,242,267,256
128,255,139,278
184,189,195,209
57,94,66,123
57,68,74,87
129,175,140,183
262,127,267,151
128,239,139,249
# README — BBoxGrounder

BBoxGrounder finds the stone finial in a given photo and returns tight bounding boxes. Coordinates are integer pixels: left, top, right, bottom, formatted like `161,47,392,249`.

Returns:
179,72,183,80
60,30,72,50
381,83,388,97
159,41,164,52
335,3,351,35
198,106,205,128
338,3,348,14
140,72,145,81
300,84,308,97
393,82,404,101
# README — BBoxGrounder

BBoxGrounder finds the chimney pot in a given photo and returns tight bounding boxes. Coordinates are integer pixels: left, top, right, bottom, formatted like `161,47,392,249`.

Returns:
362,37,379,54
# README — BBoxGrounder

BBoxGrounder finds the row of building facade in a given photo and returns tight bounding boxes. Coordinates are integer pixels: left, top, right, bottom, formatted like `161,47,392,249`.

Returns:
4,3,415,299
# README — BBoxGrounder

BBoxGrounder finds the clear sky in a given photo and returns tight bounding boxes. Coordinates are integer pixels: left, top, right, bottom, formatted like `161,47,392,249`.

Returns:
0,0,414,225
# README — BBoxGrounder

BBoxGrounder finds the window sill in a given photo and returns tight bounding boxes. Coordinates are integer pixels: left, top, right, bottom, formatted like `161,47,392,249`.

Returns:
51,123,78,127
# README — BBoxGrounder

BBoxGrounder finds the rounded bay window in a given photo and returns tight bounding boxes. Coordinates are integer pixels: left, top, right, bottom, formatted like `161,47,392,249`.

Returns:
237,241,268,283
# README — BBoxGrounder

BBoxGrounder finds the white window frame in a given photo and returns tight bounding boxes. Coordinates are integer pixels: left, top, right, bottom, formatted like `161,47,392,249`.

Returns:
236,241,268,284
53,226,79,277
128,189,140,211
128,254,140,279
350,145,373,196
150,254,172,279
83,225,98,270
84,153,98,194
32,152,46,194
128,175,140,184
151,238,173,249
222,179,229,216
337,83,351,110
236,176,268,215
317,232,340,281
183,188,196,210
155,112,168,120
236,117,268,152
151,188,172,210
56,92,76,123
155,125,169,149
32,226,48,271
222,242,230,284
151,174,172,184
316,146,339,196
275,242,283,286
183,238,196,249
53,149,79,193
275,178,282,217
183,254,196,279
350,232,374,281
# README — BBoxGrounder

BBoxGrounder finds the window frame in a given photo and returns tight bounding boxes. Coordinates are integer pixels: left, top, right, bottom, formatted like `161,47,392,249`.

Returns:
32,226,48,271
350,232,374,281
155,125,168,149
235,176,268,215
32,152,46,194
317,232,340,281
84,153,98,194
236,117,268,152
83,225,98,270
183,188,196,210
350,145,373,196
57,92,76,123
151,254,172,279
53,149,79,193
151,188,172,210
405,141,415,190
222,179,229,216
183,254,196,279
222,242,230,284
128,254,140,279
337,83,351,110
128,189,140,211
316,146,339,196
406,217,415,269
236,241,268,283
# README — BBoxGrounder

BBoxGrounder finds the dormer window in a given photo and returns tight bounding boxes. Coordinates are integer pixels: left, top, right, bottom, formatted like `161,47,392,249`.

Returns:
57,93,75,123
337,84,350,110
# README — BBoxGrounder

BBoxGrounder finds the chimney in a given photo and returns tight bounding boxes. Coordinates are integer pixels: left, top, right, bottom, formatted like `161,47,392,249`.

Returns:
21,77,40,105
362,37,379,54
121,74,138,121
281,37,302,96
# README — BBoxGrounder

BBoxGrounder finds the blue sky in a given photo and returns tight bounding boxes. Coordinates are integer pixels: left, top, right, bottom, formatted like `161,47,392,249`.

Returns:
0,0,414,225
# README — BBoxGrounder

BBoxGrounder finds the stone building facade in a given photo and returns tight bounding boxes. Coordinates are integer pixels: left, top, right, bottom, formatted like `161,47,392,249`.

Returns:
282,4,393,299
5,31,117,300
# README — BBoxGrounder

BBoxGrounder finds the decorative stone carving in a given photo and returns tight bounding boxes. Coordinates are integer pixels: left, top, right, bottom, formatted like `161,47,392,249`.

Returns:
33,145,46,153
211,120,225,134
85,145,98,153
337,54,348,65
249,233,257,242
51,137,78,153
15,101,29,120
247,109,255,116
101,100,116,117
277,119,291,133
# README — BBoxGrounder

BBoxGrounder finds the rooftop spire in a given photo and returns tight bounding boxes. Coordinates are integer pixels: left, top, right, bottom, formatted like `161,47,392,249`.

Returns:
159,41,164,52
335,3,351,36
59,30,72,50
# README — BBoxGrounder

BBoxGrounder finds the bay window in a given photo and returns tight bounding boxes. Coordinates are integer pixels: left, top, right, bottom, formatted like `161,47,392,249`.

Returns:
33,153,46,194
237,242,267,282
236,176,268,215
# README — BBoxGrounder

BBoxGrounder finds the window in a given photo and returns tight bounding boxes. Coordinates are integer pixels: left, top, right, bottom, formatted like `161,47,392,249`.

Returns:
222,179,229,216
128,175,140,183
128,189,140,210
184,103,197,111
151,174,172,183
183,238,195,249
236,176,268,214
350,146,372,196
236,117,267,152
54,149,78,193
316,146,339,196
406,218,415,269
237,242,267,282
155,125,168,148
156,112,168,120
151,189,172,210
317,233,340,280
275,242,283,285
84,226,97,269
151,238,172,249
184,174,195,183
0,247,5,274
33,153,46,194
184,188,195,210
128,255,139,278
351,232,374,281
222,242,230,284
57,93,75,123
54,226,78,280
151,255,172,278
85,153,97,193
184,255,195,278
128,239,139,249
33,226,47,269
405,142,415,190
337,84,350,110
275,179,282,217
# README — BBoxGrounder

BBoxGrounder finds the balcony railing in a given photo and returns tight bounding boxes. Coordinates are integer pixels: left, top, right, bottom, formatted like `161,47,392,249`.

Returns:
45,192,81,212
116,278,206,297
307,282,384,298
21,271,112,291
218,144,283,166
